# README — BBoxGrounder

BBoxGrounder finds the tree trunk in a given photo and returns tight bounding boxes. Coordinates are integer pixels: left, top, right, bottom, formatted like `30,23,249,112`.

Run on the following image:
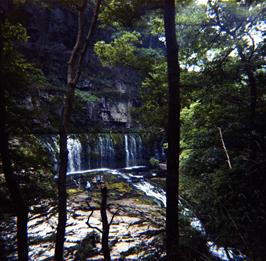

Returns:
100,186,111,261
164,0,180,260
0,89,29,261
0,9,29,261
54,1,101,259
54,127,68,260
237,48,257,160
246,63,257,159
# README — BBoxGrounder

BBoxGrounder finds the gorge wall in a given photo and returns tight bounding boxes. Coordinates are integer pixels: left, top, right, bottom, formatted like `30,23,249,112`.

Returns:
18,2,156,133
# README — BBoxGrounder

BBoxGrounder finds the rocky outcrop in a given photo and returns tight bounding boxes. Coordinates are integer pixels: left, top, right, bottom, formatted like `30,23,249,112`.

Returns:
18,3,143,132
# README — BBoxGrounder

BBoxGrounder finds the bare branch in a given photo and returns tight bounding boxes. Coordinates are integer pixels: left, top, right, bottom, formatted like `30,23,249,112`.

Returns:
86,209,103,234
68,0,88,74
109,209,120,226
74,0,101,84
246,32,255,61
218,127,232,169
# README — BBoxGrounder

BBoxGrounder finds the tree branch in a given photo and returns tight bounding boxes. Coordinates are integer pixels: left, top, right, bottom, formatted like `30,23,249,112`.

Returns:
74,0,101,84
86,208,103,234
218,127,232,169
108,209,120,226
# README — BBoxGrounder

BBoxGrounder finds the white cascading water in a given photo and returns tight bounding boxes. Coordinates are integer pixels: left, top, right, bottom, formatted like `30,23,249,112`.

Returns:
67,137,82,173
97,136,104,167
112,168,240,261
42,136,59,172
125,134,143,167
102,135,115,166
134,181,166,207
125,134,130,167
46,134,143,172
44,136,59,155
96,135,115,168
43,134,242,260
130,135,137,165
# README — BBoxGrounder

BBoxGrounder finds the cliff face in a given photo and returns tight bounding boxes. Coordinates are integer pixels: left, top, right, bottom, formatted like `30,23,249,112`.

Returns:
19,3,142,133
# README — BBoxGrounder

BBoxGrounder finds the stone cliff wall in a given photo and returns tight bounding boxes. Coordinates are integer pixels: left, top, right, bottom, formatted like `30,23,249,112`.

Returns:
19,3,143,132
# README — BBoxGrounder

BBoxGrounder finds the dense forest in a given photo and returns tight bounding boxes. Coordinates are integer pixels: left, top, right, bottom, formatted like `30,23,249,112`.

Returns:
0,0,265,260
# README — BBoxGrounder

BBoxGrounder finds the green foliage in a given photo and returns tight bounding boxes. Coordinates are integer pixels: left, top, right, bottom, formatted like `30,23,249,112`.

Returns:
0,135,56,210
149,157,160,167
135,61,167,128
179,46,266,260
95,4,266,258
95,30,163,73
1,0,266,259
109,133,124,146
149,16,164,35
108,181,132,194
3,20,28,42
99,0,162,28
2,20,44,87
0,19,55,210
1,19,47,134
95,31,141,67
75,90,99,103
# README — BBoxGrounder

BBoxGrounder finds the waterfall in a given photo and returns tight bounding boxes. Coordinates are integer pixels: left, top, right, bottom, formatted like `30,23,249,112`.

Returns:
95,135,115,168
41,136,59,172
67,137,82,172
124,134,143,167
66,134,116,171
136,134,143,162
42,133,242,261
125,134,130,167
43,133,144,172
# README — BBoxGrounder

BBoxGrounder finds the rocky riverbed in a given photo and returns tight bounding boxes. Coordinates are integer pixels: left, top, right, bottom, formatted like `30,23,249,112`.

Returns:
1,169,218,260
28,189,165,260
1,171,166,260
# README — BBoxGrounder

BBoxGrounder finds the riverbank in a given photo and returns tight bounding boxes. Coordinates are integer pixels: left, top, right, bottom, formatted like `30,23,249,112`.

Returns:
1,169,214,260
28,189,165,260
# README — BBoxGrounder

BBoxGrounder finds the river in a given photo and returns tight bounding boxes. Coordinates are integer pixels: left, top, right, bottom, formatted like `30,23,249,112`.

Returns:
42,134,246,260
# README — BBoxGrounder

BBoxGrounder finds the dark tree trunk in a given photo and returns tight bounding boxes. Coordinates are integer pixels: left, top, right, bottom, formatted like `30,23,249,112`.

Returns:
0,8,29,261
246,64,257,159
54,70,76,261
100,186,111,261
54,1,101,259
54,128,68,260
16,211,29,261
0,89,29,261
164,0,180,260
237,48,258,160
247,65,257,133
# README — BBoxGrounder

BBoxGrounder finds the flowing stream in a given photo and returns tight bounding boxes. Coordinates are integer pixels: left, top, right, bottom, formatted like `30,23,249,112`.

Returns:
43,134,245,260
67,166,244,261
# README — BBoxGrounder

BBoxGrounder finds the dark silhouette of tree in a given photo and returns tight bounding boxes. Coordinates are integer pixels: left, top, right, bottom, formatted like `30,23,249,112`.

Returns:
54,0,101,260
164,0,180,260
0,3,29,260
100,186,111,261
87,184,119,260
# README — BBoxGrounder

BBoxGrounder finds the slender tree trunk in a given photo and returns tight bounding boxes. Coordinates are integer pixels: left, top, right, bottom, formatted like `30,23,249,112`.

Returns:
100,186,111,261
247,65,257,133
246,64,257,159
0,9,29,261
237,48,257,160
164,0,180,260
54,1,101,259
0,89,29,261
